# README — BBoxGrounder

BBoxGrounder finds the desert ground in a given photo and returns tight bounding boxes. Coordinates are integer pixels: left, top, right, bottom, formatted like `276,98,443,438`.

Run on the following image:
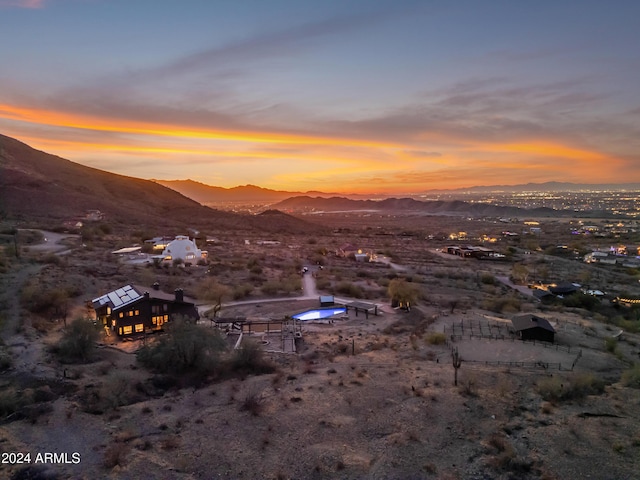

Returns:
1,213,640,480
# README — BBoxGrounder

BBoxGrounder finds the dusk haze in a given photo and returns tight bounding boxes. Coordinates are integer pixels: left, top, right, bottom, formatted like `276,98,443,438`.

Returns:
1,0,639,193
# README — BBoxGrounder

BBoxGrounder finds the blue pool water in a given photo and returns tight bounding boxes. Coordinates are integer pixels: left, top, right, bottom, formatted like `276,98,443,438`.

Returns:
293,307,347,321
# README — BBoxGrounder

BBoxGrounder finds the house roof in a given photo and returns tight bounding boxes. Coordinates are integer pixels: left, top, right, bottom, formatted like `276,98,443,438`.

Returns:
511,314,555,333
92,284,196,311
548,283,580,295
92,284,142,310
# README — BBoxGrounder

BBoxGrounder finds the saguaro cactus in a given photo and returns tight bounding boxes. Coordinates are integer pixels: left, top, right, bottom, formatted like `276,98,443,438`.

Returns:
452,347,462,386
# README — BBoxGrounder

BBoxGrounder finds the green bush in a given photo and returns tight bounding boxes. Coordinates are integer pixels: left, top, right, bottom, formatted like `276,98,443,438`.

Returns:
604,337,618,354
482,296,522,314
230,340,275,375
137,319,226,376
621,364,640,389
426,332,447,345
336,281,364,298
52,318,100,363
480,273,496,285
537,373,605,402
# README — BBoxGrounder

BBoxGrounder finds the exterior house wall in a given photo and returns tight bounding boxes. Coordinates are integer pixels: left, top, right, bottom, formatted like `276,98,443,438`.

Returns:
93,286,199,336
518,327,555,343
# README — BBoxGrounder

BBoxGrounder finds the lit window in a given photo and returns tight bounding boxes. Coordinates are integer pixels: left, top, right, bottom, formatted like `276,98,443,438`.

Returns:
122,326,132,335
118,327,123,335
135,310,140,316
135,324,144,333
119,312,124,318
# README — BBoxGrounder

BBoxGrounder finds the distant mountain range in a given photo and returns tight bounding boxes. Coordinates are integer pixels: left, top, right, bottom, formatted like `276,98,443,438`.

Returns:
153,179,365,205
0,134,322,233
156,179,640,207
271,196,564,218
436,181,640,193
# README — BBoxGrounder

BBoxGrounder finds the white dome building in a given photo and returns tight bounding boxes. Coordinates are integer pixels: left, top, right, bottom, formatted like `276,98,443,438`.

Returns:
162,235,206,264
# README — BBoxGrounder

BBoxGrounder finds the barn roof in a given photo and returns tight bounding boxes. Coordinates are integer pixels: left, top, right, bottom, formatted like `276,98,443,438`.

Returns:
511,314,555,333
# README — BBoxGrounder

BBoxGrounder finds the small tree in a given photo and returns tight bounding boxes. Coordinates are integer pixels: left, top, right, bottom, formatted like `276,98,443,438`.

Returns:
511,264,530,284
54,317,100,363
388,278,419,307
137,317,226,376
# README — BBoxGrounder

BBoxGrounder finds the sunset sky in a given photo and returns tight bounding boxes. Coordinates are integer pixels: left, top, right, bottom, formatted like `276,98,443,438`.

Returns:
1,0,639,193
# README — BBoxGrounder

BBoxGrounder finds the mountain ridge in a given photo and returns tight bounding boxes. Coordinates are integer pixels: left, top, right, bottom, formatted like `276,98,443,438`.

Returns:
155,179,640,205
0,134,322,233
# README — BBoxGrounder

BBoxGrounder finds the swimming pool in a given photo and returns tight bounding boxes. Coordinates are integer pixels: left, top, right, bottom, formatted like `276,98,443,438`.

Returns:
292,307,347,321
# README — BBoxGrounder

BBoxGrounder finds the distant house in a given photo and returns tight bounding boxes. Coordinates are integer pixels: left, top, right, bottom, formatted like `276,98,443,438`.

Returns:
511,314,555,343
336,243,359,257
548,283,580,296
92,284,199,336
446,245,497,259
354,253,370,262
144,236,173,251
162,235,207,264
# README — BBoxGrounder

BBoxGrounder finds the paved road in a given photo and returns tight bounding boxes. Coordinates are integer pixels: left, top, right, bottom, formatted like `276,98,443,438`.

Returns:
25,230,80,255
301,271,318,298
373,256,408,272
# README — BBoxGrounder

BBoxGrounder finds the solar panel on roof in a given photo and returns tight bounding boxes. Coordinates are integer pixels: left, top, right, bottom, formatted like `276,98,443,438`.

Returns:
108,292,122,306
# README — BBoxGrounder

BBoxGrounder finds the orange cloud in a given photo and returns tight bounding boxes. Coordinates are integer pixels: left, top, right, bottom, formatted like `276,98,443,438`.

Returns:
0,103,398,149
1,100,631,193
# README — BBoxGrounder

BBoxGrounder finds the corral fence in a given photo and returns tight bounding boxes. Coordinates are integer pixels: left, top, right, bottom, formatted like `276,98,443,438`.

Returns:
448,345,583,372
446,332,575,354
462,359,565,371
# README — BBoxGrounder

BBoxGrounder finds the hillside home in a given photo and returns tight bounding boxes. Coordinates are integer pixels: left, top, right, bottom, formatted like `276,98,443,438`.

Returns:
92,284,199,336
162,235,207,264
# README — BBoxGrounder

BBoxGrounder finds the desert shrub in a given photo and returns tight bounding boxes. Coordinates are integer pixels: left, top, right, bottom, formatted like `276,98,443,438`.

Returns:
537,373,605,402
52,318,100,363
482,296,522,314
239,390,264,416
336,281,363,298
480,273,496,285
605,337,618,354
11,465,60,480
137,319,226,376
315,277,332,290
0,349,12,371
563,293,600,310
230,340,275,375
196,278,231,303
103,442,130,469
232,284,253,300
621,364,640,389
0,388,21,418
426,332,447,345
